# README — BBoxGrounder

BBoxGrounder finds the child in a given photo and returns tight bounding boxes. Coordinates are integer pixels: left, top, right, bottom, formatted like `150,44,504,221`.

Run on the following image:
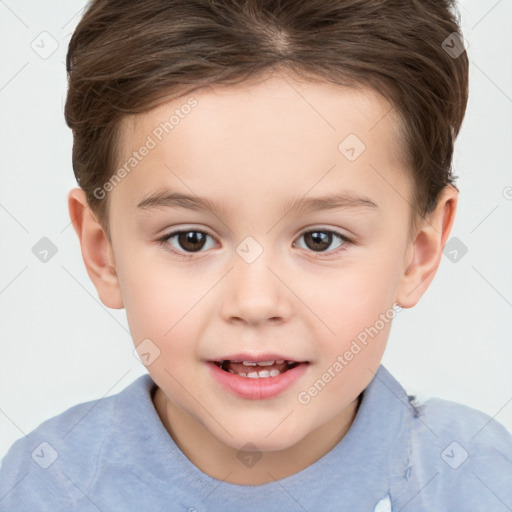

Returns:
1,0,511,510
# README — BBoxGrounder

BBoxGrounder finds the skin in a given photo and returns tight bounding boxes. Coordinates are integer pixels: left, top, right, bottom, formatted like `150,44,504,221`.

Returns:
68,71,458,485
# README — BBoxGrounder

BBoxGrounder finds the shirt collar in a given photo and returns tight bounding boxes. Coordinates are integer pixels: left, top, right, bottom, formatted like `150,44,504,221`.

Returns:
115,364,414,509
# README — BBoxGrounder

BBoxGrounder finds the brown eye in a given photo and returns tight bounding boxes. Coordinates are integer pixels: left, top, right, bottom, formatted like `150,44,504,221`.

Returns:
175,231,208,252
303,231,332,251
294,228,350,256
159,229,215,256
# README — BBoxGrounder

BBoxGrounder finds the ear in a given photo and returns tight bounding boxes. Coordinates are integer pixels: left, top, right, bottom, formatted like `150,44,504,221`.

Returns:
67,187,124,309
396,184,458,308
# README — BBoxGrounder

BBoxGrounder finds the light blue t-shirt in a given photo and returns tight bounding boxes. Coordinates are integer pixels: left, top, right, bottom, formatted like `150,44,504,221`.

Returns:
1,365,511,511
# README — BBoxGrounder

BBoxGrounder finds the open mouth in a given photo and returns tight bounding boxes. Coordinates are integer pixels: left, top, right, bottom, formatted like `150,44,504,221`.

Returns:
213,360,304,379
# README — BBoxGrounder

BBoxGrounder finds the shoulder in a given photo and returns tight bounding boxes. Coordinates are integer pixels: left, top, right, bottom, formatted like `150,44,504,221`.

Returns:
404,395,512,511
413,395,512,463
0,374,152,511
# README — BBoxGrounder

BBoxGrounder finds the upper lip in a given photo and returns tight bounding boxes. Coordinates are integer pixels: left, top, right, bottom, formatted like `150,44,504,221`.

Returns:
208,353,308,363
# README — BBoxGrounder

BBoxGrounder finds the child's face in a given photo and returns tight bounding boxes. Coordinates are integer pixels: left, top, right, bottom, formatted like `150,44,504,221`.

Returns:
71,72,456,476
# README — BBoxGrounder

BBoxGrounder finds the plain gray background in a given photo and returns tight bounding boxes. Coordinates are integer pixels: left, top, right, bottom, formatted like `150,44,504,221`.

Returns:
1,0,511,459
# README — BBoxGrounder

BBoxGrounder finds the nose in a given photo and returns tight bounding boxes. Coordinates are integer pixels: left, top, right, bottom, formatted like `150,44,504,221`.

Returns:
220,243,291,326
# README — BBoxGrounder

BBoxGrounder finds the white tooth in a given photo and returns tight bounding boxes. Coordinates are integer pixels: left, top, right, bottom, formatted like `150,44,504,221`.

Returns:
275,360,284,364
235,369,284,378
257,361,275,366
228,369,235,374
242,361,257,366
238,370,281,378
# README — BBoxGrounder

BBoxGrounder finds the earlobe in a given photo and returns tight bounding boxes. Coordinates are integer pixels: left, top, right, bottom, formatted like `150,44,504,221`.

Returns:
396,185,458,308
67,187,124,309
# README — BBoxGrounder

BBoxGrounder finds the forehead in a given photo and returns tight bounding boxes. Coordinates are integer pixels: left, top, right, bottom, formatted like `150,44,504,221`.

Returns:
112,74,410,217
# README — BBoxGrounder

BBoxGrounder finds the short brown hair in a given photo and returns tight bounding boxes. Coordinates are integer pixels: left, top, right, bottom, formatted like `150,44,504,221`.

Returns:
65,0,469,242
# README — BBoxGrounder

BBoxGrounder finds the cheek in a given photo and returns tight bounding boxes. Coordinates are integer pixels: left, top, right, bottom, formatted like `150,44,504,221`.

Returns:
120,263,205,394
300,262,397,338
115,250,203,348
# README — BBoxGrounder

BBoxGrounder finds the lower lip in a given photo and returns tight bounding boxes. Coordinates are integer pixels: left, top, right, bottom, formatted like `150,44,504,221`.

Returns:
207,362,309,400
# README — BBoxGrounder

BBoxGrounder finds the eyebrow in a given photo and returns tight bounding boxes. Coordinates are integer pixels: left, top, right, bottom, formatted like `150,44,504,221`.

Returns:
136,190,378,216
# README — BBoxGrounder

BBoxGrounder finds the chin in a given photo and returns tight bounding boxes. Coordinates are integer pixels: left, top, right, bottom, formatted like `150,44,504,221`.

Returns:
216,425,306,453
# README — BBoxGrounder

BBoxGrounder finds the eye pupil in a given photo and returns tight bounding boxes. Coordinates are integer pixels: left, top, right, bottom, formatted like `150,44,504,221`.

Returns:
179,231,206,252
305,231,331,252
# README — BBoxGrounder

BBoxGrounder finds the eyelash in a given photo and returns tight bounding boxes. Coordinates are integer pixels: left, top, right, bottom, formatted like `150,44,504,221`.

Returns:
156,227,352,260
